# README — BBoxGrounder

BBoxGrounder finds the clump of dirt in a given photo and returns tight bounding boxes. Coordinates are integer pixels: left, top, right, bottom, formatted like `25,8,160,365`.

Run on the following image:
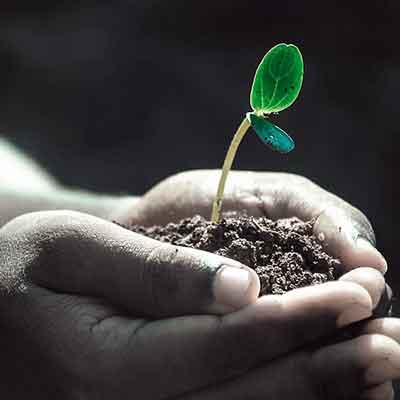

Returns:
121,215,343,295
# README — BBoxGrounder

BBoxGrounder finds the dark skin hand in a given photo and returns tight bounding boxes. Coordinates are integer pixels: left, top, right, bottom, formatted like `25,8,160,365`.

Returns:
115,170,386,272
113,169,399,399
0,170,398,399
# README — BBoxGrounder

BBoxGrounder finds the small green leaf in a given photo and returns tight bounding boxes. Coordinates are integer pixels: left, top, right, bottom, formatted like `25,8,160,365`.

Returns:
250,43,304,114
247,112,295,153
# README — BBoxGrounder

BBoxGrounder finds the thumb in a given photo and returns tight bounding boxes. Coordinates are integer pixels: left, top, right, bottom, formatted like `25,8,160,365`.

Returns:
2,211,260,317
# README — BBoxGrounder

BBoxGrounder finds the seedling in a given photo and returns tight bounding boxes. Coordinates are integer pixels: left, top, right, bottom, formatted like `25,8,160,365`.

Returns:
211,43,304,223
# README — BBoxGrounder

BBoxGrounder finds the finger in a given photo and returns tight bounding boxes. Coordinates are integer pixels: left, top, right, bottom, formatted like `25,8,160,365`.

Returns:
313,207,387,273
224,171,387,273
339,267,386,310
312,334,400,389
362,318,400,343
249,171,386,273
107,280,373,397
339,267,393,319
11,275,372,398
1,210,260,317
361,382,394,400
339,268,392,320
177,335,400,400
124,170,387,274
0,277,378,400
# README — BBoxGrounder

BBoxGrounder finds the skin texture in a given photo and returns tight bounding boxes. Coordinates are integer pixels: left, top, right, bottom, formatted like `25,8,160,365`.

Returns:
0,140,397,400
115,170,387,273
0,168,397,399
0,210,397,400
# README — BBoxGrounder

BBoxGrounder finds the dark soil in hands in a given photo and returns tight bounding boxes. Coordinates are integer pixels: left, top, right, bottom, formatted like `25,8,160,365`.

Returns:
123,215,343,295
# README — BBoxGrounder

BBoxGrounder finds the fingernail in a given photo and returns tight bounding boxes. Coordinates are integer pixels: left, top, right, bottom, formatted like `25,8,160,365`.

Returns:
213,265,256,311
337,302,372,327
356,237,388,274
365,360,400,385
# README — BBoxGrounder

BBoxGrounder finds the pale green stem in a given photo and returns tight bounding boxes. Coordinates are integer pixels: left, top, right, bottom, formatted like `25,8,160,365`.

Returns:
211,116,251,223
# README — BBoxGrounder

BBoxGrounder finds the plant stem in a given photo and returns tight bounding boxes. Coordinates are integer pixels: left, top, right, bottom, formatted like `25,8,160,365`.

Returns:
211,116,251,223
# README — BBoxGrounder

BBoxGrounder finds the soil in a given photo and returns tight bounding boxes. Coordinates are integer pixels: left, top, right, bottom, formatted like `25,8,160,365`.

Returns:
121,214,343,295
116,213,392,345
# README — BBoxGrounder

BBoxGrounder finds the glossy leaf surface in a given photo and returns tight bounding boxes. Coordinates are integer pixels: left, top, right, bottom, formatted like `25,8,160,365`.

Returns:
250,43,303,114
247,112,295,153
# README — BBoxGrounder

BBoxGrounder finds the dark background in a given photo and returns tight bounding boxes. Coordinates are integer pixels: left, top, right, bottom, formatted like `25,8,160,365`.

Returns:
0,0,399,395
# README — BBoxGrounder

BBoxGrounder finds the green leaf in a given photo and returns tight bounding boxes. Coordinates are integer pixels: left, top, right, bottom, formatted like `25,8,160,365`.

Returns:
250,43,304,114
247,112,295,153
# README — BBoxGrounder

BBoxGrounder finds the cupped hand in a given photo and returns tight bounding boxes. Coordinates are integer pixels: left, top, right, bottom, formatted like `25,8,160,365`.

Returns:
1,210,397,399
114,169,388,274
111,169,398,398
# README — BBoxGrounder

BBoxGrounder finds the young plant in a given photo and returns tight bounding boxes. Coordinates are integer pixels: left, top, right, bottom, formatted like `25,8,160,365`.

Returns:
211,43,304,223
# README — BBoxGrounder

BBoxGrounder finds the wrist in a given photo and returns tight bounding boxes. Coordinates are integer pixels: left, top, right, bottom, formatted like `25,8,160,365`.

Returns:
0,186,140,227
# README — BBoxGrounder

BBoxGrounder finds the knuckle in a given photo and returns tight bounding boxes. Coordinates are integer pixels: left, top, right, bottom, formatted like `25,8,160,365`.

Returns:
284,173,315,187
163,169,201,185
35,211,89,239
3,210,86,247
0,211,87,291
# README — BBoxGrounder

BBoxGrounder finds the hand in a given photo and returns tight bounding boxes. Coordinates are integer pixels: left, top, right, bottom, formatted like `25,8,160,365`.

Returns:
114,170,392,317
114,169,388,274
112,169,398,398
1,210,398,399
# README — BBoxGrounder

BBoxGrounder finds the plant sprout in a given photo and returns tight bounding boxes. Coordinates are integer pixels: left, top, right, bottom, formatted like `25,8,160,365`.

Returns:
211,43,304,223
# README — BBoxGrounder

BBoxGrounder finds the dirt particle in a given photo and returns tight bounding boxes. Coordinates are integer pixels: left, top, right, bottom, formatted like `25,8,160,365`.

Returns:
121,215,342,295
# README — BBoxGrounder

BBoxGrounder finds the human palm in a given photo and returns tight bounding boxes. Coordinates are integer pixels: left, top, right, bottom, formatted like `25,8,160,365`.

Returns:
0,170,398,399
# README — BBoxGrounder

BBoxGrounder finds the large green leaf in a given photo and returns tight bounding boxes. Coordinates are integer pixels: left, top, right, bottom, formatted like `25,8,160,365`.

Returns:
250,43,303,114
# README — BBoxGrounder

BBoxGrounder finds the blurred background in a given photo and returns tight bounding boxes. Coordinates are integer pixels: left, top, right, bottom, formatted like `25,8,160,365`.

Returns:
0,0,399,394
